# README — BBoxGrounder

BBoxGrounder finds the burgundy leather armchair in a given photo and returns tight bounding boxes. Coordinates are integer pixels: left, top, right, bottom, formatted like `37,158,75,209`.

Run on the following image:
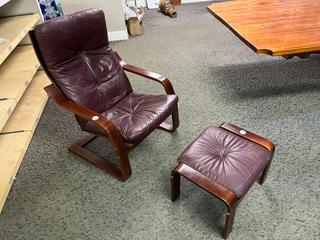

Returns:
29,9,179,181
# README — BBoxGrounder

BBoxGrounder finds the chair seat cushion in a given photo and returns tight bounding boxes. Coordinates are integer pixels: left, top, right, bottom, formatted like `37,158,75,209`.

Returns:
83,92,178,144
178,126,271,198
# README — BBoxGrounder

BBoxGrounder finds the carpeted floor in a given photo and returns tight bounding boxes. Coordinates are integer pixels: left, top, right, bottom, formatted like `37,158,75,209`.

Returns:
1,2,319,239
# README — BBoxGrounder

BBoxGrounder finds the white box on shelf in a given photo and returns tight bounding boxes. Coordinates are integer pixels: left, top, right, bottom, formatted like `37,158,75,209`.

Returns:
146,0,159,9
0,0,10,8
136,0,147,7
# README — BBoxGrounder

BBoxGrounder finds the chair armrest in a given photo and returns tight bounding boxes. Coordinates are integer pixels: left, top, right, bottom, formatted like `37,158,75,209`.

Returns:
219,122,275,153
44,84,119,138
114,52,176,95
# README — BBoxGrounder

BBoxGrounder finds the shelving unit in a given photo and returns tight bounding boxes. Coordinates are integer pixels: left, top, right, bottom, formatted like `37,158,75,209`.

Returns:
0,11,50,212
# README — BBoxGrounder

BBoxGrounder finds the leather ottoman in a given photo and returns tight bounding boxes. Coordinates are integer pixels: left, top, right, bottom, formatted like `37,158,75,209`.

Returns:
171,123,275,239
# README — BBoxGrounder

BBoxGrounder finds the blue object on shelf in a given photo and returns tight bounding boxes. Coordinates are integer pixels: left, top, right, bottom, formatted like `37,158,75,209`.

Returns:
37,0,64,21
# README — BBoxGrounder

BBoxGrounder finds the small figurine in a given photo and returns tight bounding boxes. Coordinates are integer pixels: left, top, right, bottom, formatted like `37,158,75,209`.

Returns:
159,0,177,18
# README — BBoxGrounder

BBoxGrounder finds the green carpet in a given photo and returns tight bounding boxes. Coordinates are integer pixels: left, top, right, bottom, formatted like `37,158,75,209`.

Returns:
0,2,319,239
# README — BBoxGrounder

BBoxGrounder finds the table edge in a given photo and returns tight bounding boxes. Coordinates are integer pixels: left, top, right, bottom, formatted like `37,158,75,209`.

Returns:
207,5,320,57
207,6,272,55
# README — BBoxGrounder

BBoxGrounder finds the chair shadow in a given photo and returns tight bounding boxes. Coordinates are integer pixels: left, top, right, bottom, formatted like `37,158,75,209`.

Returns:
209,55,320,100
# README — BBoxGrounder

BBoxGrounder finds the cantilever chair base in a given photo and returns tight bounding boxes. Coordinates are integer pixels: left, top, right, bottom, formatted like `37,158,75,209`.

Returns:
67,105,179,182
158,106,179,132
42,82,179,182
68,135,130,181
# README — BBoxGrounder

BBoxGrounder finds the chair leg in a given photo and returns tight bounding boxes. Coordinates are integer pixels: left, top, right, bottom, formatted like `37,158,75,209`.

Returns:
68,134,132,182
259,160,272,185
223,207,236,239
171,169,180,202
171,105,179,131
159,105,179,132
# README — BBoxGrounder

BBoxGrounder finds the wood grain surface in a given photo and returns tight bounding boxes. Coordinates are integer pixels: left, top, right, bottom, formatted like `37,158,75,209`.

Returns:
0,14,39,65
208,0,320,56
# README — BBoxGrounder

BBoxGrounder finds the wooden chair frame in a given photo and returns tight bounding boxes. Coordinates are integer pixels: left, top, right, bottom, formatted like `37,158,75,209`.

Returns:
171,123,275,239
29,30,179,182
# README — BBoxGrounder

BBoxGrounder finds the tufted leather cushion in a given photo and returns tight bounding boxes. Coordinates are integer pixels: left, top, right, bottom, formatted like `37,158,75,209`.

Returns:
178,126,271,198
33,9,132,113
83,93,178,144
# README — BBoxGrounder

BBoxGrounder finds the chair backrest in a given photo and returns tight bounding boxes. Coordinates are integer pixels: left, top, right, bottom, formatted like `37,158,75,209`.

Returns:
30,8,132,113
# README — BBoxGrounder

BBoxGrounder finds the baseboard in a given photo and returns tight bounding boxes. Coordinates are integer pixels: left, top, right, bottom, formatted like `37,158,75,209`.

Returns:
108,30,128,41
182,0,211,3
135,0,210,7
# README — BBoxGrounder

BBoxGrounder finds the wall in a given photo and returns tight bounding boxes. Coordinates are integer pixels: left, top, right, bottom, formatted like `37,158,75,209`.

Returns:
0,0,128,41
62,0,128,41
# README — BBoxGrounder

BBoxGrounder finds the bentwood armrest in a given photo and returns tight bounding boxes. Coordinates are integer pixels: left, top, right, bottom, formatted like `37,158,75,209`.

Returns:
114,52,175,95
220,122,275,153
173,163,238,207
44,84,119,137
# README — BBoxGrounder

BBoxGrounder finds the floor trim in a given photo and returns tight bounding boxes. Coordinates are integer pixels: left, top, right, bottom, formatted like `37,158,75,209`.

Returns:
182,0,211,3
108,30,128,42
136,0,210,7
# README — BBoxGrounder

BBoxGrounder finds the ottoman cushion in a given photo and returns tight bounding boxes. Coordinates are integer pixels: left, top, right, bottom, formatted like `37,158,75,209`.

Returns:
178,126,271,198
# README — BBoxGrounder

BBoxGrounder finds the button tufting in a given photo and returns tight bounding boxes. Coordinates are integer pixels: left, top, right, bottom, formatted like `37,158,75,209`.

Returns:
240,130,247,135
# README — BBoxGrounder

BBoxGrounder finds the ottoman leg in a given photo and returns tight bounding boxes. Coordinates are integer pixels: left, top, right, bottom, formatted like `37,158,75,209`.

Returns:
171,169,180,202
259,160,272,185
223,207,236,239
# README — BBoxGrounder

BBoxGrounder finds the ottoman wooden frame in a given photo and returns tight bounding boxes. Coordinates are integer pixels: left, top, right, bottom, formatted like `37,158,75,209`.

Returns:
171,123,275,239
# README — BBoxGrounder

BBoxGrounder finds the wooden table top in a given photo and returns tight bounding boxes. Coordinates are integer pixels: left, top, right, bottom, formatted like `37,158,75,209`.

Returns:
208,0,320,57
